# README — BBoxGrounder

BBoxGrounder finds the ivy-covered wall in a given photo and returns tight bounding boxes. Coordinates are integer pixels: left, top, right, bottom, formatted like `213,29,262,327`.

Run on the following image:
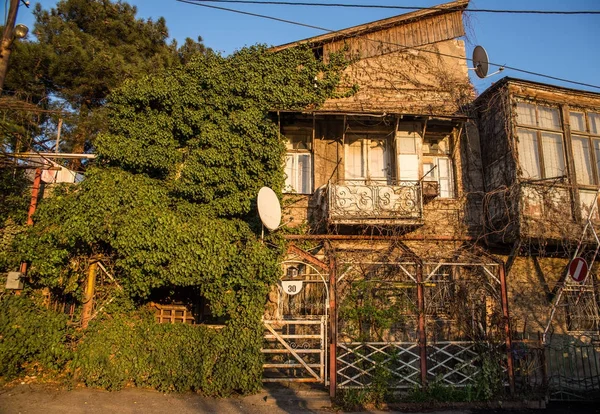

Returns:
3,46,349,394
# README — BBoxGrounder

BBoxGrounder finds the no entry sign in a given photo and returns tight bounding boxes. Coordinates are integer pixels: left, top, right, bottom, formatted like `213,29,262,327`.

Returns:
569,257,588,283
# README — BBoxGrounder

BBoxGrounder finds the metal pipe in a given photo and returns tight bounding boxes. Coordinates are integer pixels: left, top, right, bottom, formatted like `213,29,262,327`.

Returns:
283,234,474,241
499,262,515,394
18,168,42,277
326,241,337,398
416,262,428,387
12,152,97,159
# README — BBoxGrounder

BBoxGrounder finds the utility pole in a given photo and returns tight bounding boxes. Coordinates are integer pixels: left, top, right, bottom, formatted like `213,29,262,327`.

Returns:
0,0,22,91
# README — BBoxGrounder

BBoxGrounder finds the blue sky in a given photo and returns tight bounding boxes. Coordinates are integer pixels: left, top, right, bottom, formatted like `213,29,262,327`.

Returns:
14,0,600,94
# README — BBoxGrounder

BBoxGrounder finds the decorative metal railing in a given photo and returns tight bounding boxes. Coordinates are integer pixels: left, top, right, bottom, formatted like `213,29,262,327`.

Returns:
328,180,423,223
337,342,421,389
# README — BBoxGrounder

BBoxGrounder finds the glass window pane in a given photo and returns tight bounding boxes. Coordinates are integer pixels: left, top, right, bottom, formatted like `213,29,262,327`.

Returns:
517,128,541,179
297,154,312,193
398,134,416,154
541,132,565,178
437,157,454,198
284,155,294,192
423,162,436,180
398,154,418,181
345,139,365,180
538,106,561,130
580,190,599,221
368,139,388,180
516,103,536,126
590,112,600,135
570,112,586,132
572,136,594,185
594,139,600,183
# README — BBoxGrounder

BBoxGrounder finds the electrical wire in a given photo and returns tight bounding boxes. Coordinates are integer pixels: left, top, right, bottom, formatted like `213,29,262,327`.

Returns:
177,0,600,90
186,0,600,15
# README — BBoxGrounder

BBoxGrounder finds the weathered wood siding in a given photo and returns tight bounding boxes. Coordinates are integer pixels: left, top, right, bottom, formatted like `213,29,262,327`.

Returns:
322,40,470,114
323,11,465,61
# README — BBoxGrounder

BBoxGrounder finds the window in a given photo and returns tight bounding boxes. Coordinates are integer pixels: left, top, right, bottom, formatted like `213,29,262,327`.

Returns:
284,131,312,194
515,102,566,180
569,110,600,220
570,111,600,186
344,136,391,183
423,157,455,198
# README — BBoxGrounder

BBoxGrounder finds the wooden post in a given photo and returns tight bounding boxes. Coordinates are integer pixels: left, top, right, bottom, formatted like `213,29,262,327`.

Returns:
81,260,98,329
328,244,337,398
416,262,428,387
0,0,20,91
499,262,515,394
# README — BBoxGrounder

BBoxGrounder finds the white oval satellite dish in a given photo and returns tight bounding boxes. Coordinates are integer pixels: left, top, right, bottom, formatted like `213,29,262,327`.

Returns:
472,45,489,79
257,187,281,231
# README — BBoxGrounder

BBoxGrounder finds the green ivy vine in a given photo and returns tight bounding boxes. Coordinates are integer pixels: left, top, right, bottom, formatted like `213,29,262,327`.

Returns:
8,45,349,394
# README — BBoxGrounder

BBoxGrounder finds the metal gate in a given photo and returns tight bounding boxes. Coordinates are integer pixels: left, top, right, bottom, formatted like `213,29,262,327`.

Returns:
262,253,329,383
262,318,327,382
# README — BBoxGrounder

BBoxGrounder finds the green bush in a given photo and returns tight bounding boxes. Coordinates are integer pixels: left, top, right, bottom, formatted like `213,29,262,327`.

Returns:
0,294,72,379
72,310,263,395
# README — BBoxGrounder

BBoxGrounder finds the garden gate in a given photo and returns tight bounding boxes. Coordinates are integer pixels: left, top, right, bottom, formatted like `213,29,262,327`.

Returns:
262,253,330,384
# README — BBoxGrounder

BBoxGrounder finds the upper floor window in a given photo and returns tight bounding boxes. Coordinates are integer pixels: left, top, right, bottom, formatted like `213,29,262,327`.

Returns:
284,131,312,194
570,111,600,186
569,110,600,220
515,102,565,180
423,157,454,198
345,135,392,183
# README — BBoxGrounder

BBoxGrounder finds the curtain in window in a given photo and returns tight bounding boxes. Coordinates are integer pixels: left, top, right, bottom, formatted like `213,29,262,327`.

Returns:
538,106,561,130
580,190,599,221
368,139,388,180
516,103,536,126
398,154,418,181
284,153,312,193
284,155,294,191
590,113,600,135
345,139,364,180
572,135,593,185
541,132,565,178
297,154,312,194
517,128,541,179
437,157,454,198
570,112,586,132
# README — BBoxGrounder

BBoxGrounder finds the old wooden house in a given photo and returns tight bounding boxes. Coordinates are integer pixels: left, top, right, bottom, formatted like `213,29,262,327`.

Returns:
263,0,513,395
473,77,600,400
474,77,600,336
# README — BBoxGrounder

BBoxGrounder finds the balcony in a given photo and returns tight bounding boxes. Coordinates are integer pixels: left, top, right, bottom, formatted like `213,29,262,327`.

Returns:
328,180,424,225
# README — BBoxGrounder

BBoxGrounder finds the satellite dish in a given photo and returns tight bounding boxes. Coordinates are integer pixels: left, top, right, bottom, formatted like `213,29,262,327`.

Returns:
257,187,282,231
472,45,489,79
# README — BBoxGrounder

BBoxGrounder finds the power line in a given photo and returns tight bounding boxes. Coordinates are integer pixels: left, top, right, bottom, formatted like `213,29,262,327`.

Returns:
177,0,330,31
186,0,600,15
177,0,600,90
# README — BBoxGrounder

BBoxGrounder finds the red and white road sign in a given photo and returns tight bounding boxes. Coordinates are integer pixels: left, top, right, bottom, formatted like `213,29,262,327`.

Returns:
569,257,588,283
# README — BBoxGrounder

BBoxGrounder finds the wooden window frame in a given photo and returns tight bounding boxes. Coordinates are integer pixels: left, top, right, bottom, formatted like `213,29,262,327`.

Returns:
515,101,566,180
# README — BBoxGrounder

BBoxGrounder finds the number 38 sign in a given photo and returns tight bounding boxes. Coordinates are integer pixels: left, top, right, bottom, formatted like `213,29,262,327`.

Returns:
280,280,304,296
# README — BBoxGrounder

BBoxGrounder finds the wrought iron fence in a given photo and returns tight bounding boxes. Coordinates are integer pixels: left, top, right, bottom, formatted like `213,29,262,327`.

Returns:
328,180,422,223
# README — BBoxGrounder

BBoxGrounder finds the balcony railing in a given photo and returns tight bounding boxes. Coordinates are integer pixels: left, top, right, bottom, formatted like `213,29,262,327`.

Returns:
328,180,423,224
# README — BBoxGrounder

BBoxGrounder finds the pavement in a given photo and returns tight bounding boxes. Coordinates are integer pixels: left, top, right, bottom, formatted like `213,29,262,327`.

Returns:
0,382,477,414
2,382,590,413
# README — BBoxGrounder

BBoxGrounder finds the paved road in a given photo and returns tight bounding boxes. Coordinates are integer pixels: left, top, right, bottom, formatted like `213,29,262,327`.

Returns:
3,383,592,413
0,383,475,414
1,384,323,414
